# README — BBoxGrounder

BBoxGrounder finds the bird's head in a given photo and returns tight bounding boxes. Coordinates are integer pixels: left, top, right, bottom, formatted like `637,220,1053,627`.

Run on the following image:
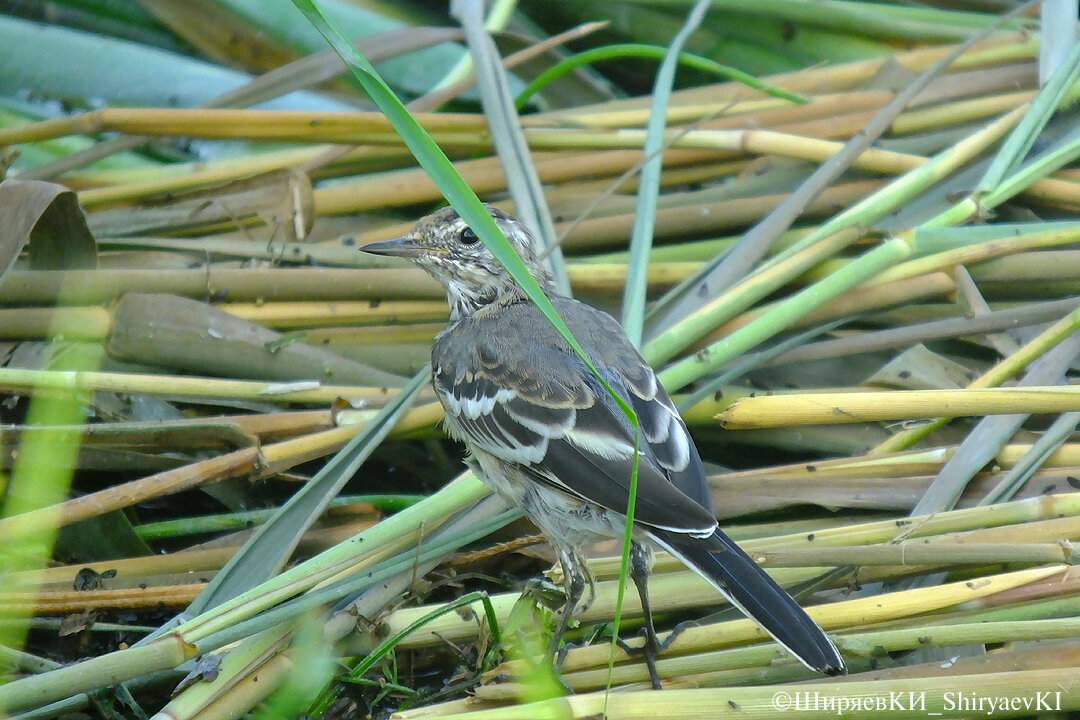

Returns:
361,204,554,319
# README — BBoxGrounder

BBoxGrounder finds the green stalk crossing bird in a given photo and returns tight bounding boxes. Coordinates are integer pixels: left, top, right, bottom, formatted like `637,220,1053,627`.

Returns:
362,205,845,688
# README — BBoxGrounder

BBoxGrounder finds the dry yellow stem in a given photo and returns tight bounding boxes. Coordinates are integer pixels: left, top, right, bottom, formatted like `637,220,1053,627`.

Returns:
720,387,1080,429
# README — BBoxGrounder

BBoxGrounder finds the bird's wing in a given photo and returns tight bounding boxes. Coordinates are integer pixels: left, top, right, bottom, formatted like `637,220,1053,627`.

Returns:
432,300,717,537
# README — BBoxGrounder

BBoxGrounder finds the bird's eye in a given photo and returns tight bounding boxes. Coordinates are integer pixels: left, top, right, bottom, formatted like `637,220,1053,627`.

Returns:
459,227,480,245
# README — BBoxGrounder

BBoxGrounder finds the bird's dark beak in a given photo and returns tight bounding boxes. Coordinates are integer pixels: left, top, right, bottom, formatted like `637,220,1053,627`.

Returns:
360,236,424,258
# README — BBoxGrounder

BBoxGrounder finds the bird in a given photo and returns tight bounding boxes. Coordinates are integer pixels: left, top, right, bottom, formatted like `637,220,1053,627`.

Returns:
361,204,845,688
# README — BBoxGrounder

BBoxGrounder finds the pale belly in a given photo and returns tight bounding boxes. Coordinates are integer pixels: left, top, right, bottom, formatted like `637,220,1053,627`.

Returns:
464,448,630,550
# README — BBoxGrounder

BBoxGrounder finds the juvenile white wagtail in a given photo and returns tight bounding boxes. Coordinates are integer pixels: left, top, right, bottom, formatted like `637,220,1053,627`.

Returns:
362,205,845,687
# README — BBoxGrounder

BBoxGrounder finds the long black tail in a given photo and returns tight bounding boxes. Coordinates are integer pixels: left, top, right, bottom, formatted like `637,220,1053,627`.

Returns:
652,528,845,675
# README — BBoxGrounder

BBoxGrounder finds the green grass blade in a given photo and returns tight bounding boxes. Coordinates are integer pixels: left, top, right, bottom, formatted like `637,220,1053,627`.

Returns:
289,0,634,422
514,43,807,111
185,366,431,616
620,0,709,347
658,237,912,391
978,41,1080,192
451,0,569,294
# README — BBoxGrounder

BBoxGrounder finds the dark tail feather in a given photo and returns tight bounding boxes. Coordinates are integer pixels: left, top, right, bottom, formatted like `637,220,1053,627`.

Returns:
653,528,845,675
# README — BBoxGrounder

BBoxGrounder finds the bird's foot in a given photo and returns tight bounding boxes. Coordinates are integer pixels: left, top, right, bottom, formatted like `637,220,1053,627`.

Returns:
656,619,698,653
616,620,695,656
615,620,699,689
613,628,662,689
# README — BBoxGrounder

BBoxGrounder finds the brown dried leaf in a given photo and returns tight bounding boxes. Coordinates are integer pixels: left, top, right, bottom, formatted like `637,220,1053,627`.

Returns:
0,178,97,279
58,610,98,637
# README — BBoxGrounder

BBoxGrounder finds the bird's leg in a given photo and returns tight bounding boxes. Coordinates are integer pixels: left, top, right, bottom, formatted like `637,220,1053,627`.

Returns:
547,547,587,667
578,558,597,615
628,541,664,690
